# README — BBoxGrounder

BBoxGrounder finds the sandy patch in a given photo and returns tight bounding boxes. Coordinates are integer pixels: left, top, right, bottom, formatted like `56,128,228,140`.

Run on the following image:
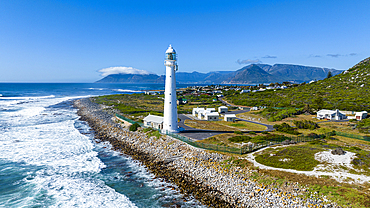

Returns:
245,146,370,184
315,150,356,168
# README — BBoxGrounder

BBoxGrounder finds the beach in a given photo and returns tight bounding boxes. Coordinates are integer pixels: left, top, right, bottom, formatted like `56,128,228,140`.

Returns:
74,98,338,208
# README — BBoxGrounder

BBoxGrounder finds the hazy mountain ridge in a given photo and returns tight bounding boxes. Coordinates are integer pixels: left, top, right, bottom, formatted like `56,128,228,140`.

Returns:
228,57,370,111
96,64,343,84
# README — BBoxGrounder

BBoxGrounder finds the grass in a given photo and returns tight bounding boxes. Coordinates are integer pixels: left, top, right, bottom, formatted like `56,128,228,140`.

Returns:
197,133,240,148
255,144,324,171
92,94,164,121
184,120,267,131
254,138,370,175
146,129,162,139
228,134,290,144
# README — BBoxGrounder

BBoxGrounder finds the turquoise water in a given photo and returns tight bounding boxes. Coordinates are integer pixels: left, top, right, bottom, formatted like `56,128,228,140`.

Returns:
0,83,205,208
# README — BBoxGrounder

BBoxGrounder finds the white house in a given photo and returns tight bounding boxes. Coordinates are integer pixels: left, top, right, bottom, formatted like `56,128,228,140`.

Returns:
250,106,259,111
224,114,236,122
205,112,220,121
197,109,206,119
192,107,205,117
218,106,228,113
355,111,368,120
206,108,216,112
317,109,346,120
240,90,250,94
192,107,219,120
143,115,164,130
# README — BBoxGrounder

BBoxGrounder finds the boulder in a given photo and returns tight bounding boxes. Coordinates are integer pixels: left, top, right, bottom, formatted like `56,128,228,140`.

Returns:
281,140,297,145
331,147,345,155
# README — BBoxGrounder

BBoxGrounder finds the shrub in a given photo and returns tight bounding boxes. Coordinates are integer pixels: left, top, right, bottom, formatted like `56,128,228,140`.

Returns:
293,120,319,130
129,123,141,131
273,123,300,135
357,118,370,134
234,131,243,135
307,133,319,138
249,131,256,135
228,134,289,144
228,136,251,143
259,108,303,122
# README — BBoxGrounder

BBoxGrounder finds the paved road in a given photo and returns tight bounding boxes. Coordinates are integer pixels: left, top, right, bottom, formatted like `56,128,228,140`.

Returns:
177,113,274,140
236,117,274,131
178,114,225,140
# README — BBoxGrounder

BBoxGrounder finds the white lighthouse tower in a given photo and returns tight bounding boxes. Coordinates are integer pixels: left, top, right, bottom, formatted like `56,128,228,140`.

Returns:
162,45,179,133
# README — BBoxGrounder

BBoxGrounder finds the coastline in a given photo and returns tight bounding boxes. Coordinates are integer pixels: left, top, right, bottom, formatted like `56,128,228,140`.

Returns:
74,98,337,208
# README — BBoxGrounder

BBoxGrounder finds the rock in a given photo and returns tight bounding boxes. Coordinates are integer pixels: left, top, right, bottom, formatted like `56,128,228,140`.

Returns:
281,140,297,145
353,159,366,166
331,147,345,155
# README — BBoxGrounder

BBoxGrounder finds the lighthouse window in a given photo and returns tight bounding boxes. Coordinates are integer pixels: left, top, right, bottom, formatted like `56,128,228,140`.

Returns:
169,93,171,95
166,53,174,60
169,102,171,104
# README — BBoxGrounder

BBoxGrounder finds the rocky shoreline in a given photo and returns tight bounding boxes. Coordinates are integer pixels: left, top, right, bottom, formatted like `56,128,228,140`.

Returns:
74,98,337,208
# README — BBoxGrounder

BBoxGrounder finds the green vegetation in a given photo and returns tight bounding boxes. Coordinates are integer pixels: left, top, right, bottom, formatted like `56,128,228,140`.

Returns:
257,107,302,122
226,57,370,111
184,120,267,131
357,118,370,134
92,94,164,121
200,137,228,146
293,120,319,130
228,134,290,144
256,139,370,175
129,123,140,131
273,123,300,135
147,129,162,139
255,145,323,171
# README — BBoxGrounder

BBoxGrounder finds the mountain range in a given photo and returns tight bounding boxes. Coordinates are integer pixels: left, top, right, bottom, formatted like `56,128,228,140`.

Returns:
96,64,343,84
228,57,370,111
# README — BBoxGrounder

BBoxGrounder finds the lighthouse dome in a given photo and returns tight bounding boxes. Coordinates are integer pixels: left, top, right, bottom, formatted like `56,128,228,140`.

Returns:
166,45,176,54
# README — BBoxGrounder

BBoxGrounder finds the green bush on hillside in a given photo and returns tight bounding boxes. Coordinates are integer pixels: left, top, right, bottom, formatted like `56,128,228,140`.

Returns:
258,108,302,122
228,134,290,143
129,123,141,131
357,118,370,134
293,120,320,130
273,123,300,135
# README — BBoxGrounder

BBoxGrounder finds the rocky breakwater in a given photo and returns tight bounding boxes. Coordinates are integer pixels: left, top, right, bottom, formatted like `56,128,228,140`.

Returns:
74,98,337,208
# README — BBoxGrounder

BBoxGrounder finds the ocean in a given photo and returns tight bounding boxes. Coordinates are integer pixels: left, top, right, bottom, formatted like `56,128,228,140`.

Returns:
0,83,205,208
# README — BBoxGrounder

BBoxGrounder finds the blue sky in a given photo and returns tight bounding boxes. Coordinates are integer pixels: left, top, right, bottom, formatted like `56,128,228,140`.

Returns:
0,0,369,82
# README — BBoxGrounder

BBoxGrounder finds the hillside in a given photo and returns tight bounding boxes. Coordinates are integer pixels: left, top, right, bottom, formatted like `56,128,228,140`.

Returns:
227,57,370,112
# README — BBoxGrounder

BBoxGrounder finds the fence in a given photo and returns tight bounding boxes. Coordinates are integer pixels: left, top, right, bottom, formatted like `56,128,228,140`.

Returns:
115,113,143,126
115,113,337,155
334,131,370,142
164,130,335,155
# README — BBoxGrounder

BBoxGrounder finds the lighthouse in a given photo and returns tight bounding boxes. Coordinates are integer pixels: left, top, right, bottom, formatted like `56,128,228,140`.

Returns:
162,45,179,133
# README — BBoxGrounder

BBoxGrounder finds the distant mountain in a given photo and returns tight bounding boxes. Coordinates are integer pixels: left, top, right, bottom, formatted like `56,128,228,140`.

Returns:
175,71,233,84
96,64,343,84
228,57,370,111
223,64,280,84
256,64,342,83
96,74,164,83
